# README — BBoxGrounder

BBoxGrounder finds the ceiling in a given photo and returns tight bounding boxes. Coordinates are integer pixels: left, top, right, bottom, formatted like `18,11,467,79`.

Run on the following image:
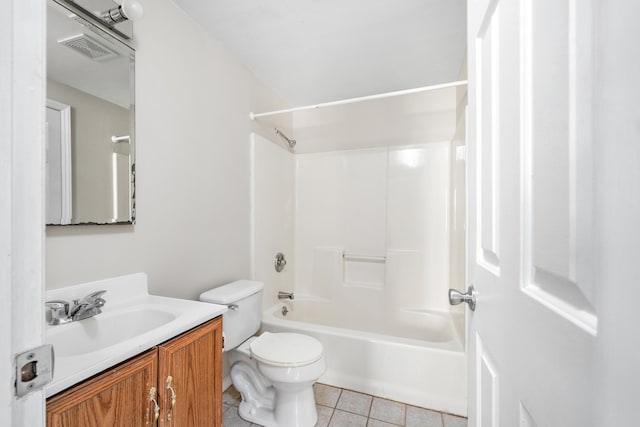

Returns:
172,0,467,106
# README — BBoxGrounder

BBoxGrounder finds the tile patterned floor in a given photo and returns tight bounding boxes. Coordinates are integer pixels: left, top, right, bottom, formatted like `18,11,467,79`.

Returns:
222,383,468,427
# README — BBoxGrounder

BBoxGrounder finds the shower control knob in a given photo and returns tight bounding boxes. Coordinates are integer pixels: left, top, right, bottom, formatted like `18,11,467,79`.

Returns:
449,286,476,311
274,252,287,272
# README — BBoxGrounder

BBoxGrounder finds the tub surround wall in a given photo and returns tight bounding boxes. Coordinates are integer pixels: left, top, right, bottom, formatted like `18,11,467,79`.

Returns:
449,93,467,319
251,139,454,315
294,143,451,314
250,133,295,310
45,0,291,299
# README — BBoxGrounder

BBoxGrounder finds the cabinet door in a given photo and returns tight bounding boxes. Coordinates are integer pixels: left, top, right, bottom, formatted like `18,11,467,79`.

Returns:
158,317,222,427
47,349,158,427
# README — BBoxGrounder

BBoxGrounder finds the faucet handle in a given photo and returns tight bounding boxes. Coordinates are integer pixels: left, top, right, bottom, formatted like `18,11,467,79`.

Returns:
45,300,70,325
75,290,106,307
86,290,107,300
45,300,69,311
88,290,107,308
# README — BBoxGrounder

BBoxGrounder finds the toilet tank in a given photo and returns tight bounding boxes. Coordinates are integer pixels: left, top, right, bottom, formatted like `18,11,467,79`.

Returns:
199,280,264,351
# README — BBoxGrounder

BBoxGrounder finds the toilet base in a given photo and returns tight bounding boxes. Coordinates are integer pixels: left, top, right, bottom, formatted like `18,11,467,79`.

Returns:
237,390,318,427
238,402,277,427
273,386,318,427
229,348,324,427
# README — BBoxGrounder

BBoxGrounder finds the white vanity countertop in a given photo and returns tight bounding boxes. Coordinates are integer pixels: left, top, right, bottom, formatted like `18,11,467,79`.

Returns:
45,273,226,397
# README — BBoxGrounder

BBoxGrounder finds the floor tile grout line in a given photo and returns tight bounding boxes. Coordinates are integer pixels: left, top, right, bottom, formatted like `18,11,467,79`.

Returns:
326,405,335,427
225,383,467,427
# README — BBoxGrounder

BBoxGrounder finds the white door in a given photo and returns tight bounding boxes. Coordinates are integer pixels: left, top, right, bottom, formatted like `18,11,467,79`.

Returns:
0,0,46,424
466,0,597,425
46,100,72,225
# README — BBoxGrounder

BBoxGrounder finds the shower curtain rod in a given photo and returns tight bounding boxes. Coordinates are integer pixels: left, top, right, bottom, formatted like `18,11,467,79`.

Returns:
249,79,467,120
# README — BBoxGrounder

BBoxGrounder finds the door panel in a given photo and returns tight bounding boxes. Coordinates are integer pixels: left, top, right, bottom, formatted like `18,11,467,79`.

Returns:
520,0,596,334
158,317,223,427
475,0,501,275
467,0,597,425
519,403,537,427
46,349,158,427
476,335,499,427
45,100,72,225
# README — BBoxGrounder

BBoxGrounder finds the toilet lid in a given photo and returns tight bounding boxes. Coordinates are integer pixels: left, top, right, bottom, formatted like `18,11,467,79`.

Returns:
250,332,323,367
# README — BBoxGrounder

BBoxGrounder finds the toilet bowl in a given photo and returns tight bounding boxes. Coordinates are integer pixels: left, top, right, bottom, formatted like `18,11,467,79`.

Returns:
231,332,326,427
200,280,326,427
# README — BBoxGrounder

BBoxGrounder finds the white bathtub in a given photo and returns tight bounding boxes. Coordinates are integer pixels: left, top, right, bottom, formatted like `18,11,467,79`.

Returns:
261,298,467,416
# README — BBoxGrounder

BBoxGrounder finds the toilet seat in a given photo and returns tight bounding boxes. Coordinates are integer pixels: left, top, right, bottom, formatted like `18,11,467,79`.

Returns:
250,332,323,367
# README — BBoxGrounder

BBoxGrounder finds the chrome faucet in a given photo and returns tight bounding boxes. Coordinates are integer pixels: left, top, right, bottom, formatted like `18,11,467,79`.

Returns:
45,290,107,325
70,290,107,320
277,291,294,300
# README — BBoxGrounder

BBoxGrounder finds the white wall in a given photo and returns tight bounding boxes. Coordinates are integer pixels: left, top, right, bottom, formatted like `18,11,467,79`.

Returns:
45,0,291,299
594,0,640,424
292,87,457,153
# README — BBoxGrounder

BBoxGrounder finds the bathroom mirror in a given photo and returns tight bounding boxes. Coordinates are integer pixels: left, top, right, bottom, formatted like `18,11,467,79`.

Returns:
46,0,135,225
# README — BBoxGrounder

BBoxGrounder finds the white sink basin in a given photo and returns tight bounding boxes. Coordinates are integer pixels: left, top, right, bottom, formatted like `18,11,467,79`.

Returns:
45,273,227,397
47,306,176,357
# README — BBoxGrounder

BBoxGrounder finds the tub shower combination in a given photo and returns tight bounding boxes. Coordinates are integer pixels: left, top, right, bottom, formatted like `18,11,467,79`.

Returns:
251,133,467,416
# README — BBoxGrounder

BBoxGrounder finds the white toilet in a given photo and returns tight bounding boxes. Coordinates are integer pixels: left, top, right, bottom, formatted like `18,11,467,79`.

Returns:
200,280,326,427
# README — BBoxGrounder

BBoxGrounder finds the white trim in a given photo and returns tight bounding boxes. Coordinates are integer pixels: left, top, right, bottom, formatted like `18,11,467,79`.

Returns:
249,80,468,120
46,99,72,225
112,153,119,221
249,133,256,280
0,0,46,423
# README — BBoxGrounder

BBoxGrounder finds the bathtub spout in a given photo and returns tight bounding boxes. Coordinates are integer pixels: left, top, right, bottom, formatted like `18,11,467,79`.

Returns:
278,291,294,300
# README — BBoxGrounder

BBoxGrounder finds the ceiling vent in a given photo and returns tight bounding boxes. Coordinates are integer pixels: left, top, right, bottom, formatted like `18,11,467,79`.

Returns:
57,33,119,62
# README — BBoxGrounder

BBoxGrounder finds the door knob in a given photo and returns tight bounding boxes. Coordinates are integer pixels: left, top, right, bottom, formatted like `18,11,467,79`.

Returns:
449,286,476,311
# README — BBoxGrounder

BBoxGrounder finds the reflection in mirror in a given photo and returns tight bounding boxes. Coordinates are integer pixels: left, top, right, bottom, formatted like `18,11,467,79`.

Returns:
46,0,135,225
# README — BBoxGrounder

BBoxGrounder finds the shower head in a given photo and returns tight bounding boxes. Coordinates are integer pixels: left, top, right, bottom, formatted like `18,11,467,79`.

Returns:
275,128,296,150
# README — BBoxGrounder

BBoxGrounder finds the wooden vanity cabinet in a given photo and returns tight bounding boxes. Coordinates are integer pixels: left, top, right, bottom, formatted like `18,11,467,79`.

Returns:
46,317,223,427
